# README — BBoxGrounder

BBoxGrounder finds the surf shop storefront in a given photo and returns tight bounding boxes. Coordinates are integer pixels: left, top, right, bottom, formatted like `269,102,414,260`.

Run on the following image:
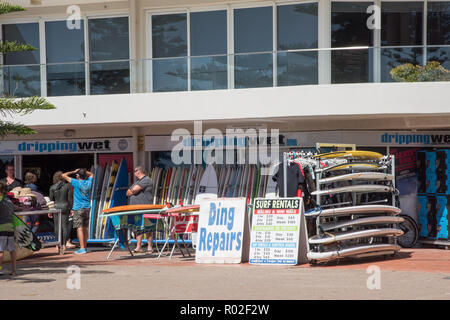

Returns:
144,130,450,246
0,137,134,244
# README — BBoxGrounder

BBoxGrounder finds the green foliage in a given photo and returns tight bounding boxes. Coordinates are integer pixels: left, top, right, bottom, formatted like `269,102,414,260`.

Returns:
0,121,36,136
0,40,36,55
390,61,450,82
0,2,25,15
0,2,56,138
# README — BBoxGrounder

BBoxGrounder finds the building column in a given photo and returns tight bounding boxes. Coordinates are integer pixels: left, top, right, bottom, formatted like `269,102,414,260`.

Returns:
318,0,331,84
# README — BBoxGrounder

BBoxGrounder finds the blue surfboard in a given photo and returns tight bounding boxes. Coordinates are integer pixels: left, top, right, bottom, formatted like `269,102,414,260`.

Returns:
106,158,129,238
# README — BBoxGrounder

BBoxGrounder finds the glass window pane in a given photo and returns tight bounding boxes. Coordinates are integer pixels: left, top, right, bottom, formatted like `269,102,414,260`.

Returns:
45,20,85,63
234,7,273,53
278,3,318,50
381,47,423,82
47,63,85,96
277,51,318,86
89,17,129,61
191,56,227,90
90,61,130,94
332,49,371,83
234,53,273,88
153,57,188,92
2,23,40,65
381,2,423,46
331,2,373,47
427,2,450,45
152,14,187,58
191,10,227,55
3,65,40,97
427,47,450,70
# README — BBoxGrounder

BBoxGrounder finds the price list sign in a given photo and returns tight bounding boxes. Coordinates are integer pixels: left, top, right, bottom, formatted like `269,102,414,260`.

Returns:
249,198,303,265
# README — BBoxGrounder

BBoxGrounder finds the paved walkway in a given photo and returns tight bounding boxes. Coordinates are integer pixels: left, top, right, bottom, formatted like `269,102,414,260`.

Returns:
1,246,449,299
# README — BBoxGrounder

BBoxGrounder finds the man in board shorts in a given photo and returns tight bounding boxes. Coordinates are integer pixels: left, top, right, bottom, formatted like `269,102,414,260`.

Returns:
62,168,93,255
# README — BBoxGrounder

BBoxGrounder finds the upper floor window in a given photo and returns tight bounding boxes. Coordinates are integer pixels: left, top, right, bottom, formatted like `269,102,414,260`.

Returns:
2,23,40,97
277,3,318,86
427,2,450,69
152,13,188,92
190,10,228,91
381,2,424,82
89,17,130,94
45,20,85,96
331,2,373,84
234,6,273,88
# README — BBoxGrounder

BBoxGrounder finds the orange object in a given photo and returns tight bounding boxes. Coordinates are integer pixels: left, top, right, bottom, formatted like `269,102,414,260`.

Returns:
165,205,200,214
102,204,166,213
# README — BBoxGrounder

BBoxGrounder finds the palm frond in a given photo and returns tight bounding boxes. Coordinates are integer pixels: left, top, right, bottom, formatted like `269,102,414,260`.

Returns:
0,120,36,137
0,96,56,117
0,2,25,15
0,40,36,54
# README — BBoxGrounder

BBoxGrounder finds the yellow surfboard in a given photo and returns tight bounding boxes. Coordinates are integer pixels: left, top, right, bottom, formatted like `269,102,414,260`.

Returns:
314,150,383,160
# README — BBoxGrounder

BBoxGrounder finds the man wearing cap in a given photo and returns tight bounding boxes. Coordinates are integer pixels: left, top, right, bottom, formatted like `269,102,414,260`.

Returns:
62,168,93,255
0,164,22,192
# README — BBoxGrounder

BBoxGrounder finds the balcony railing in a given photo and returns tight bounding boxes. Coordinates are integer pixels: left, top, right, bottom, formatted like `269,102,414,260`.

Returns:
1,45,449,98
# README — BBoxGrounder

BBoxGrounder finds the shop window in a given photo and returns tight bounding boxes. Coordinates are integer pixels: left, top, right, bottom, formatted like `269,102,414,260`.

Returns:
331,2,373,84
234,6,273,88
2,23,41,97
45,20,85,96
190,10,228,91
152,13,188,92
277,3,318,86
427,2,450,69
88,17,130,94
381,2,424,82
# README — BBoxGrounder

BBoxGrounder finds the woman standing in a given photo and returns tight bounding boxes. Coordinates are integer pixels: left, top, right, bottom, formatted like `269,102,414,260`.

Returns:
23,172,39,192
49,171,73,255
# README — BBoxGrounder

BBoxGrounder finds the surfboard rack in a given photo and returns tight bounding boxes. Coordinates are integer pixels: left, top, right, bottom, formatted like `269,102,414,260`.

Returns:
294,150,403,263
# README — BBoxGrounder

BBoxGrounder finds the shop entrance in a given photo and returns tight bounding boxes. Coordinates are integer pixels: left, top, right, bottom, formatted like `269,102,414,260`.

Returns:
22,154,94,196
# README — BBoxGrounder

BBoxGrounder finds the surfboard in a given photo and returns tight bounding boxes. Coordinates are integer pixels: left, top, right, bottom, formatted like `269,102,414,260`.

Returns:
103,204,166,214
311,185,394,196
317,162,381,173
265,162,279,198
314,150,383,160
309,228,404,245
305,205,401,218
195,164,218,204
89,165,104,239
165,205,200,215
96,163,110,239
320,216,405,231
307,244,401,262
106,158,129,237
100,161,119,238
319,172,394,184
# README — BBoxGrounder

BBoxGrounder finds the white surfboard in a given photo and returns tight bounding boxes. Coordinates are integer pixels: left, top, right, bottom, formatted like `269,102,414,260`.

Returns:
307,244,401,262
319,172,394,184
311,185,394,196
265,162,280,198
320,216,404,231
305,204,401,218
309,228,404,245
194,164,218,204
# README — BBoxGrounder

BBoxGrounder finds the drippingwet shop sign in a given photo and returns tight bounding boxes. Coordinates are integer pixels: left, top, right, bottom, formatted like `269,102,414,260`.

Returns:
0,138,132,155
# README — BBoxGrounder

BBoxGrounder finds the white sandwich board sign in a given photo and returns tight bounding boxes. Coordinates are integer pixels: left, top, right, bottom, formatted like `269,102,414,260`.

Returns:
195,198,250,264
249,198,308,265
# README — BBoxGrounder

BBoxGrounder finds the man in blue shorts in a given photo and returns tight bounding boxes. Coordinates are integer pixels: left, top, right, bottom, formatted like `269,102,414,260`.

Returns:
62,168,93,255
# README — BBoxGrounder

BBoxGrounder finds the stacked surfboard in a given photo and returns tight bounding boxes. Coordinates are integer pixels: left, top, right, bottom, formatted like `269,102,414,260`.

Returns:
85,159,130,240
150,164,273,207
306,151,404,264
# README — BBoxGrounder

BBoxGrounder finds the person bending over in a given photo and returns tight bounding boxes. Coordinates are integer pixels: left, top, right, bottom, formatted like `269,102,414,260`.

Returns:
0,181,17,276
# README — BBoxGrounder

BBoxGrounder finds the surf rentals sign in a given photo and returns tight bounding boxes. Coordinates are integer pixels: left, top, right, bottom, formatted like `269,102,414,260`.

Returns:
0,138,132,155
249,198,308,265
195,198,250,264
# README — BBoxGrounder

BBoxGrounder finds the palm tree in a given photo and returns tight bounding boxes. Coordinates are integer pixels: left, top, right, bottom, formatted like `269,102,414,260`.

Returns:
0,2,55,137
